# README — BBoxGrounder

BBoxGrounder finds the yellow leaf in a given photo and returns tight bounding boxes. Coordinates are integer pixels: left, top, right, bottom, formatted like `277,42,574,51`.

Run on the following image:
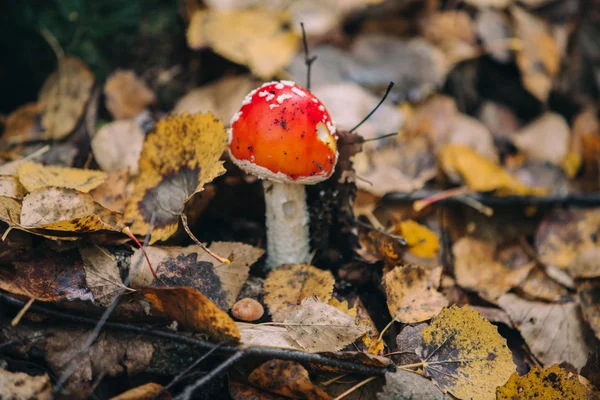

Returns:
393,220,439,258
384,265,448,323
38,56,95,140
187,10,299,79
562,151,582,178
263,264,335,322
417,305,516,400
124,113,226,244
17,162,107,193
328,298,357,318
497,365,588,400
143,287,240,343
439,144,547,195
20,187,123,232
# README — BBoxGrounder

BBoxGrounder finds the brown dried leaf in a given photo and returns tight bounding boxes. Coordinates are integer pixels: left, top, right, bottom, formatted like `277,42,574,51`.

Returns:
104,70,156,119
357,228,405,267
453,237,534,301
283,297,367,353
20,187,123,233
578,279,600,341
142,287,240,342
498,293,591,371
237,323,303,351
384,265,448,323
248,360,332,400
263,264,335,322
511,113,570,165
0,176,26,200
568,248,600,279
395,323,426,366
90,169,131,214
38,56,94,139
229,379,287,400
519,267,569,302
497,364,589,400
421,11,478,66
1,102,42,144
91,120,144,174
80,245,127,307
17,162,107,193
377,370,444,400
110,383,170,400
0,196,22,229
417,305,516,399
0,369,51,400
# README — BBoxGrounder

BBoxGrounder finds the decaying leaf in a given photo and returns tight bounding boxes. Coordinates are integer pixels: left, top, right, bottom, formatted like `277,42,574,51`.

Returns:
568,248,600,279
535,208,600,272
187,9,298,79
439,144,547,195
416,305,516,399
263,264,335,322
511,6,560,102
229,379,287,400
0,369,51,400
38,56,94,139
497,364,589,400
80,245,127,306
421,10,478,67
519,267,569,302
91,120,145,174
0,250,92,302
17,162,107,193
453,237,534,301
21,187,123,232
90,169,131,214
104,70,156,120
395,323,426,366
384,265,448,323
0,196,22,229
578,279,600,341
498,293,591,371
377,369,444,400
0,102,42,144
248,360,332,400
357,228,406,267
283,297,367,353
392,220,440,258
142,287,240,342
110,383,170,400
0,175,26,200
511,113,570,165
124,113,226,243
238,323,303,351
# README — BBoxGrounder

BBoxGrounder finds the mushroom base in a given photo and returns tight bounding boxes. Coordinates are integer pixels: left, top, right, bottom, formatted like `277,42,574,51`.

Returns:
263,180,310,269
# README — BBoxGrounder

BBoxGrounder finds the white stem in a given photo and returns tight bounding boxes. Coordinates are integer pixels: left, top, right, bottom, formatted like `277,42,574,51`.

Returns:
263,180,310,269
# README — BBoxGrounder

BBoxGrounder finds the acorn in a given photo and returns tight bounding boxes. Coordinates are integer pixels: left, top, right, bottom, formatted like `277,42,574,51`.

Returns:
232,298,264,322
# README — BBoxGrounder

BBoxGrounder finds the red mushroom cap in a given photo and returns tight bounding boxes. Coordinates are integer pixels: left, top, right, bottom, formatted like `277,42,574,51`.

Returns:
228,81,338,184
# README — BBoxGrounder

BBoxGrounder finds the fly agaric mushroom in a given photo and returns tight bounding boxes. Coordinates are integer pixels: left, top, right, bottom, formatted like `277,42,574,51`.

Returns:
228,80,338,269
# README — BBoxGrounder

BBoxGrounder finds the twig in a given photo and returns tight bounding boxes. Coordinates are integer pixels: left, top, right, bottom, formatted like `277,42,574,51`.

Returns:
181,214,230,264
175,351,245,400
0,293,393,377
11,297,34,326
349,82,394,133
360,132,399,143
333,376,378,400
300,22,317,91
413,187,471,212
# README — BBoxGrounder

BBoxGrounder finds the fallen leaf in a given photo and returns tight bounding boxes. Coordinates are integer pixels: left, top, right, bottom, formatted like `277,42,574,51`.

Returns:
0,196,22,230
511,113,570,165
21,187,123,232
581,351,600,390
196,241,264,308
0,369,51,400
328,297,357,318
567,248,600,279
404,95,457,144
124,113,226,243
80,245,128,307
17,162,106,193
453,237,534,301
498,293,591,371
283,297,367,353
578,279,600,341
416,305,516,400
187,9,299,79
110,383,170,400
439,144,547,195
89,169,131,214
475,9,512,63
91,120,145,174
421,11,479,66
535,208,600,271
519,267,569,302
357,228,406,267
0,175,26,200
384,265,448,323
248,360,332,400
0,249,93,302
229,379,287,400
173,75,260,123
511,6,560,102
377,369,444,400
446,113,498,162
142,287,240,342
238,322,303,351
395,323,426,366
104,70,156,119
38,56,94,139
0,102,42,144
263,264,335,322
497,364,588,400
392,220,439,258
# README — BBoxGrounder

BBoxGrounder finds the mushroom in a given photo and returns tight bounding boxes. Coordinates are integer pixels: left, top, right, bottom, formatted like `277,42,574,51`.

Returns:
228,80,338,269
231,298,264,322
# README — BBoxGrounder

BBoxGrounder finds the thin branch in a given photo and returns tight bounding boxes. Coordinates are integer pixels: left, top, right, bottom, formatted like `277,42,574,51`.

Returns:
349,82,394,133
333,376,378,400
175,351,245,400
360,132,399,143
300,22,317,91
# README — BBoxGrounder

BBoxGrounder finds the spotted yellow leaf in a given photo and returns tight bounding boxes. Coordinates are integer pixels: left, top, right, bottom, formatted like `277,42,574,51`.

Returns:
17,162,107,193
497,364,589,400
